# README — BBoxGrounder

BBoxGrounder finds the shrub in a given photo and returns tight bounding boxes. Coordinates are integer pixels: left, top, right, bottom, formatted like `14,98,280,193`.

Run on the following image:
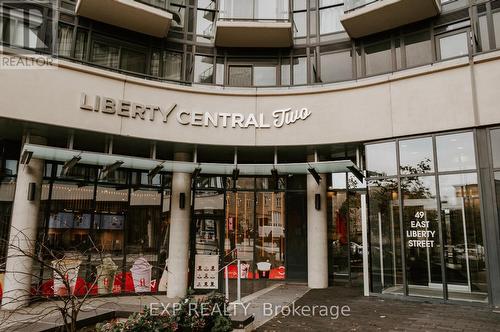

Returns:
98,292,232,332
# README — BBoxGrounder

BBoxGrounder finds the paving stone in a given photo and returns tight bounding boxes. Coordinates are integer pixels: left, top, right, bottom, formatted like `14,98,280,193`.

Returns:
256,286,500,332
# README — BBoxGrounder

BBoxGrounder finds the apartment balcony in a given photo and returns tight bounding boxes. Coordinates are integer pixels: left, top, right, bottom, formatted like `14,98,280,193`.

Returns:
341,0,441,38
215,0,292,48
76,0,174,38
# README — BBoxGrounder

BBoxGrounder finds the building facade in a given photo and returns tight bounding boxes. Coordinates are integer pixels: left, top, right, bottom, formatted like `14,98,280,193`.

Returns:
0,0,499,309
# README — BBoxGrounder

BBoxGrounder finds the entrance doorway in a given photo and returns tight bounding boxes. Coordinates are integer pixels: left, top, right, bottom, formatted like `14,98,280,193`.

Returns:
190,176,296,298
328,173,365,286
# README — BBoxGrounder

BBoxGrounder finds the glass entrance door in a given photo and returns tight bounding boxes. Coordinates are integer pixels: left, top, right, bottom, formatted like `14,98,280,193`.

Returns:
255,192,285,280
225,191,255,277
328,173,364,286
192,176,289,296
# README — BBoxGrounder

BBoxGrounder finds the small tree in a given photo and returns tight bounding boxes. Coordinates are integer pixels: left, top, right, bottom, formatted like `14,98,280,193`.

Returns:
0,227,163,332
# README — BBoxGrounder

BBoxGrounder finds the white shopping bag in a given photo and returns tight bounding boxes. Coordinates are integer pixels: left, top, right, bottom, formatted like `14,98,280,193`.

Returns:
158,259,168,292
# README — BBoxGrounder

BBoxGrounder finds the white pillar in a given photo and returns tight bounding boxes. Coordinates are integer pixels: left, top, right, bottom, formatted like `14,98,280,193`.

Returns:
2,154,44,309
166,152,192,299
307,173,328,289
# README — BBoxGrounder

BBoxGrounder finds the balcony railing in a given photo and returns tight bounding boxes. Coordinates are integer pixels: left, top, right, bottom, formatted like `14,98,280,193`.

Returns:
344,0,380,13
134,0,169,10
215,0,292,47
218,0,290,22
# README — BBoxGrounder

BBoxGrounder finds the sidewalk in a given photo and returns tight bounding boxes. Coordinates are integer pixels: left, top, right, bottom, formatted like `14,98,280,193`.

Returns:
0,294,178,331
257,285,500,332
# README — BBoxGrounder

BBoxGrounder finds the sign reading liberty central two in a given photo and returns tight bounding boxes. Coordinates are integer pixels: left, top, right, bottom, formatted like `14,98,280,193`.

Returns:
80,93,311,129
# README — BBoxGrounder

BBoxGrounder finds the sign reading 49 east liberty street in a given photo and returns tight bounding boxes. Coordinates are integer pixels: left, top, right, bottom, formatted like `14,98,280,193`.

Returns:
407,211,436,248
80,92,311,129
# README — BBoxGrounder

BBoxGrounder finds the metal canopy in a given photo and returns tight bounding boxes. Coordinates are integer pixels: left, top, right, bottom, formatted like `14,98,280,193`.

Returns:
22,144,363,178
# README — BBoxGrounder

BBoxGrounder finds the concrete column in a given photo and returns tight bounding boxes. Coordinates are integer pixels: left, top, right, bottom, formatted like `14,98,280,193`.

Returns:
307,172,328,289
2,139,44,309
166,152,192,298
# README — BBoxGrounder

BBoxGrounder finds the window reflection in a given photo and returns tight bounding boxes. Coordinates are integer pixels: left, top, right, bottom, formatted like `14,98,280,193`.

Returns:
439,173,487,302
490,129,500,168
293,56,307,85
402,176,442,298
366,142,397,177
320,50,353,83
194,55,214,83
436,132,476,172
438,32,469,60
319,2,344,35
404,31,432,68
38,164,170,297
225,191,255,278
399,137,434,175
365,40,392,76
256,192,285,279
368,179,402,293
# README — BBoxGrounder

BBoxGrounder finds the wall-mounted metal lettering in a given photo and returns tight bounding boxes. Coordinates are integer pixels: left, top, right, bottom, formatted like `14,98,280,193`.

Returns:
80,93,311,129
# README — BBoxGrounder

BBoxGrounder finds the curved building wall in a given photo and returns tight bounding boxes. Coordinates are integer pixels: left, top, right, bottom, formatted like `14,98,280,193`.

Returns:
1,52,500,147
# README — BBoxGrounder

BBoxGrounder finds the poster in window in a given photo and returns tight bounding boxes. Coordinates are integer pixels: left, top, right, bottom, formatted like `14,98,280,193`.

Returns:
194,255,219,290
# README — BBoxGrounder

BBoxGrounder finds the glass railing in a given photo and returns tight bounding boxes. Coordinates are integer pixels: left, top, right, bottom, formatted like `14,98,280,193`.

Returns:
134,0,170,11
218,0,290,22
344,0,381,13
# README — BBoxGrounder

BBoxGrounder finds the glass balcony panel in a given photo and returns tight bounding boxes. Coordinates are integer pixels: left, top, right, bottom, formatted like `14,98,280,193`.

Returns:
344,0,378,12
215,0,292,47
219,0,289,22
134,0,170,11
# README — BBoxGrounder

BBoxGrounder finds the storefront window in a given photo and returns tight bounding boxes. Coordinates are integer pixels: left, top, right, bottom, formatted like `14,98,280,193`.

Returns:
194,176,288,284
255,192,285,279
367,131,488,302
38,164,171,297
402,176,442,298
0,177,16,268
125,188,163,294
329,190,349,276
368,178,402,293
225,191,255,278
439,173,487,302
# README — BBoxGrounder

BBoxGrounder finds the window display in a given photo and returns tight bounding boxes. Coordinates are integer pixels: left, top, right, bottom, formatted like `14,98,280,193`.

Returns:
193,176,287,285
37,163,171,297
